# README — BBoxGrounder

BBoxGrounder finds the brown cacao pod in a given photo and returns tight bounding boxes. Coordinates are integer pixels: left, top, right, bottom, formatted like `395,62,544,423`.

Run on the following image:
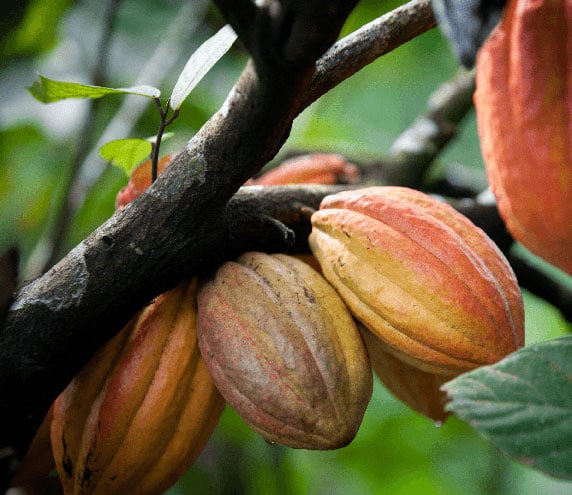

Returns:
51,280,224,495
247,153,359,186
474,0,572,274
309,186,525,376
359,325,451,422
115,153,175,210
196,252,372,450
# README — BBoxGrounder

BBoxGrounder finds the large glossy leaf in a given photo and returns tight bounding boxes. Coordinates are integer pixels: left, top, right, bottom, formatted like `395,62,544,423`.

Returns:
28,76,160,103
169,24,237,110
442,336,572,480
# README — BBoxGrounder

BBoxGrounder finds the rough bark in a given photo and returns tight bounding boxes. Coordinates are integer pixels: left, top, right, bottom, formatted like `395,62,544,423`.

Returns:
0,0,438,487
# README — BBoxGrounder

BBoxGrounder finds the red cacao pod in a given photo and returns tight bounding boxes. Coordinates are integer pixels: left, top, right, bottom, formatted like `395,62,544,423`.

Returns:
51,280,224,495
474,0,572,274
247,153,359,186
115,153,175,210
196,252,372,449
309,186,525,376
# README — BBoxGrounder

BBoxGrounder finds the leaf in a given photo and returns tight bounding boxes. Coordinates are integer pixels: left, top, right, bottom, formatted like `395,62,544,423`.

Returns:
99,139,153,175
170,24,238,110
442,336,572,480
28,75,161,103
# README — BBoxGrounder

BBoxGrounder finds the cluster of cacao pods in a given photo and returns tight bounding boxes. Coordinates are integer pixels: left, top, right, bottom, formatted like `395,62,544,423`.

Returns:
13,151,526,494
474,0,572,275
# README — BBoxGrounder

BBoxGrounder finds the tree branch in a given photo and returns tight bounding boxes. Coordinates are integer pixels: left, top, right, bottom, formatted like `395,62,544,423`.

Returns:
6,1,560,490
1,0,362,486
304,0,437,107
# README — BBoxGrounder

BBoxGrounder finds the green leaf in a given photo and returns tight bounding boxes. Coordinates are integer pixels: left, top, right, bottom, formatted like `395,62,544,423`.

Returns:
442,336,572,481
170,24,238,110
28,75,161,103
99,139,152,175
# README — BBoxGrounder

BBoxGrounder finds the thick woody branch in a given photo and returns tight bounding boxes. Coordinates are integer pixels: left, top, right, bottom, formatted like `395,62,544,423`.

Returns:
0,0,363,485
5,1,555,489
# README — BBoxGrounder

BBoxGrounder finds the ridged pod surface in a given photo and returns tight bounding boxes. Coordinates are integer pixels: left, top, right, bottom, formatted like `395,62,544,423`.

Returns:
309,186,525,376
474,0,572,274
196,252,372,449
51,280,225,495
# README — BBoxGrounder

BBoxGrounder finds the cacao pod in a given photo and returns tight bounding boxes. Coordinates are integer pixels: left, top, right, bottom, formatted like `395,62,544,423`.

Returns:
247,153,359,186
309,186,525,376
474,0,572,274
115,153,175,210
196,252,372,449
51,280,224,495
359,325,450,422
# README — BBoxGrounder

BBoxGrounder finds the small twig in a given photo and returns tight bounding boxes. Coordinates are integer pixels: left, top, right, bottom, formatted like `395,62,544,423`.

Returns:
151,98,180,183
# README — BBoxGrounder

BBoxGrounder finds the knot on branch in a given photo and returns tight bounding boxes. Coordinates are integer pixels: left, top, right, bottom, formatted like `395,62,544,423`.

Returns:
224,186,324,255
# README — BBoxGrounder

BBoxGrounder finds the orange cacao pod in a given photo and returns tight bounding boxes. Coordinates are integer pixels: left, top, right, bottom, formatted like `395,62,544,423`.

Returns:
115,153,175,210
359,325,450,422
51,280,224,495
474,0,572,274
309,186,525,376
247,153,359,186
196,252,372,449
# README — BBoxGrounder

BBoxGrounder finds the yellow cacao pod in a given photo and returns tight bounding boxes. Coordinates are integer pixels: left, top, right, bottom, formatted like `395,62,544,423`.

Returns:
196,252,372,449
359,325,450,422
474,0,572,274
309,186,525,376
51,280,224,495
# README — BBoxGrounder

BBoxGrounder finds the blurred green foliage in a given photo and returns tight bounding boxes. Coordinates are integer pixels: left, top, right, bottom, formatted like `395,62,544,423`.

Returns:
0,0,570,494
